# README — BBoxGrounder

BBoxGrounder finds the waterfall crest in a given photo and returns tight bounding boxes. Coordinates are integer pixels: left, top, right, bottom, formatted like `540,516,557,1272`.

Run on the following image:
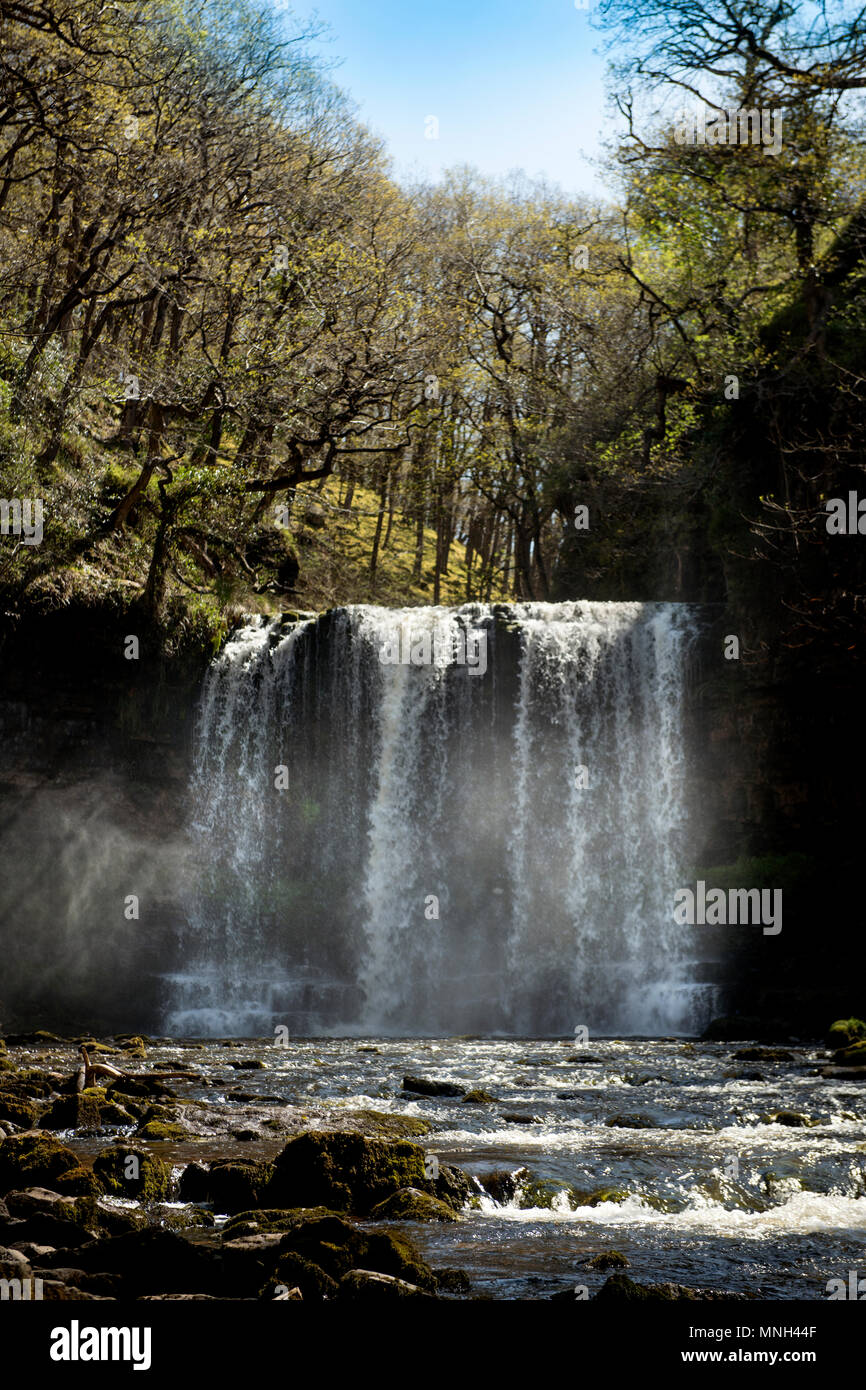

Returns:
164,601,706,1036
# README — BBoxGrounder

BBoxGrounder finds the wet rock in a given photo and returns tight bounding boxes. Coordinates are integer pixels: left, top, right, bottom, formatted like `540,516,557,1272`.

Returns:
135,1120,190,1140
264,1253,337,1302
277,1214,437,1292
401,1075,465,1098
586,1251,630,1270
177,1162,210,1204
433,1268,471,1294
228,1059,266,1070
337,1269,433,1300
0,1133,82,1195
92,1145,171,1202
0,1245,31,1278
206,1159,274,1214
221,1207,342,1239
265,1131,430,1215
478,1169,525,1205
433,1164,472,1211
4,1187,77,1219
40,1090,109,1131
605,1114,658,1129
462,1089,496,1104
0,1096,38,1129
369,1188,459,1222
500,1111,541,1125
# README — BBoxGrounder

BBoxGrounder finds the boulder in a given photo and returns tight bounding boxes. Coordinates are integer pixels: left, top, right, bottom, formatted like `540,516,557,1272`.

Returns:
336,1269,432,1300
265,1131,429,1215
39,1090,106,1131
401,1075,465,1098
0,1134,81,1195
832,1040,866,1067
92,1146,171,1202
0,1096,38,1129
277,1214,437,1291
369,1188,459,1222
605,1114,658,1129
206,1159,273,1215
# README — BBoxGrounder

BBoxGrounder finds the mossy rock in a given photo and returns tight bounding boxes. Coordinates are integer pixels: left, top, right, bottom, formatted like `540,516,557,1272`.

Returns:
605,1114,658,1129
0,1133,81,1194
207,1159,274,1215
0,1059,15,1072
517,1177,564,1210
265,1131,429,1216
222,1206,342,1238
9,1073,61,1098
279,1214,437,1291
369,1188,460,1222
462,1089,496,1104
827,1018,866,1049
54,1164,103,1197
587,1251,630,1271
92,1146,171,1202
266,1252,338,1302
40,1090,106,1131
832,1040,866,1067
571,1187,629,1208
0,1095,38,1128
135,1121,190,1141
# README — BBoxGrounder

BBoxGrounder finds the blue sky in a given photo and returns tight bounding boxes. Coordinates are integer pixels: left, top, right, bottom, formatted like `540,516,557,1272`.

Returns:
289,0,612,198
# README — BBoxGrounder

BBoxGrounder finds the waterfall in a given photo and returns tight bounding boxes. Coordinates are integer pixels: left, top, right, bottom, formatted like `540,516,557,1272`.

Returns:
164,601,707,1037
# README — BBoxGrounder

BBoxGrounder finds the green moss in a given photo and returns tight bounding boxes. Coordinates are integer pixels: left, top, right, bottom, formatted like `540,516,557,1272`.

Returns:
54,1164,103,1197
462,1089,496,1104
39,1090,105,1131
265,1131,430,1215
0,1133,81,1193
0,1095,37,1127
136,1121,189,1140
222,1206,343,1238
92,1145,171,1201
369,1188,460,1222
570,1187,629,1208
827,1018,866,1049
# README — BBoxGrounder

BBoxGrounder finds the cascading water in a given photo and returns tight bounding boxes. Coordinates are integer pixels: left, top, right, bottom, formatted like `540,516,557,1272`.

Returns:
164,602,710,1037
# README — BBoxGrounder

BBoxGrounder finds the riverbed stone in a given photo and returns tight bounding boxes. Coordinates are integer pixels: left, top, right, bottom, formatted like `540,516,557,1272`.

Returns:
265,1131,430,1215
